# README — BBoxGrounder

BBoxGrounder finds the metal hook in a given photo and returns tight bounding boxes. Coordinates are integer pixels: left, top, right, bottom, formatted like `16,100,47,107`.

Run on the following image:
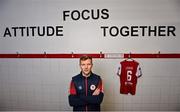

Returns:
16,52,20,58
71,52,74,58
44,51,47,58
100,51,102,58
157,51,161,58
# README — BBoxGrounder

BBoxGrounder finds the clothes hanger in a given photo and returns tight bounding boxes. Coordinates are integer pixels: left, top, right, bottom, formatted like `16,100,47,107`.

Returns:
125,52,134,61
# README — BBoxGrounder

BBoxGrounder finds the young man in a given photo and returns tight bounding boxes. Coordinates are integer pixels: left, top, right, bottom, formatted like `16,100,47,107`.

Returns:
68,55,104,111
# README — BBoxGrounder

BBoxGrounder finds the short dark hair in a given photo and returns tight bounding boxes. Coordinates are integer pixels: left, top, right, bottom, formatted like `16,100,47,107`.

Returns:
79,55,92,64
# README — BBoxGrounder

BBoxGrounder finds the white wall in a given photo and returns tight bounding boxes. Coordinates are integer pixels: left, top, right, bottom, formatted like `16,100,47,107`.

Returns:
0,59,180,111
0,0,180,111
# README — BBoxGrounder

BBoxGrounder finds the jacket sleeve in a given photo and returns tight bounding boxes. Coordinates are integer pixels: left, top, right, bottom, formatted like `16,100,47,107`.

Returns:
79,92,104,104
79,78,104,104
68,80,87,106
68,95,87,106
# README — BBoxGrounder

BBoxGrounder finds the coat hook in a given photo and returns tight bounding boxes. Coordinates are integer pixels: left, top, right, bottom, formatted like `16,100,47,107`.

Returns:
157,51,161,58
71,52,74,58
100,51,102,58
16,52,20,58
44,51,47,58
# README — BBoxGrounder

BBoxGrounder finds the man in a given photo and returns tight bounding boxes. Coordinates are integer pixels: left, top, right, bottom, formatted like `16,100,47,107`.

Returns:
68,55,104,111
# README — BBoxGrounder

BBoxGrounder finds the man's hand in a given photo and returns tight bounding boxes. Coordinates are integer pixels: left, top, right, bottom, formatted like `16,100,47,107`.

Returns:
92,88,100,95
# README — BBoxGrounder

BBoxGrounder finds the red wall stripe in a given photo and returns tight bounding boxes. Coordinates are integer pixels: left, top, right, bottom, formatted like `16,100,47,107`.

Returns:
0,53,104,58
124,53,180,58
0,53,180,58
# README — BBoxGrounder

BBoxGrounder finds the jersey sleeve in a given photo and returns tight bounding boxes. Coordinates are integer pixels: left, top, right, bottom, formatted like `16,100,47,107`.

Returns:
136,65,142,78
116,63,121,76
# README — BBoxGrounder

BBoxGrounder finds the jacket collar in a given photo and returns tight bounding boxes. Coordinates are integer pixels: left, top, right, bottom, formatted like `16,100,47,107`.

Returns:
80,71,93,78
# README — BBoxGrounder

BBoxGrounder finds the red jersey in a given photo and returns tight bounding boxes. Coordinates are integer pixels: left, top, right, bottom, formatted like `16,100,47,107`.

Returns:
117,59,142,95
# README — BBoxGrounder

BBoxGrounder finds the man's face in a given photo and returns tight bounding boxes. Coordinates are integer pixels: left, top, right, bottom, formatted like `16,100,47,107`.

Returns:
80,59,93,76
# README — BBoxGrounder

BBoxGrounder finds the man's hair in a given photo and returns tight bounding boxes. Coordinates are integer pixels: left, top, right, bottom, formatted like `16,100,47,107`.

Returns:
79,55,92,64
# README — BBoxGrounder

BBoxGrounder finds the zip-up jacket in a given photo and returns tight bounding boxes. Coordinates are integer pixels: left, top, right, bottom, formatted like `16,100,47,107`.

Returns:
68,72,104,111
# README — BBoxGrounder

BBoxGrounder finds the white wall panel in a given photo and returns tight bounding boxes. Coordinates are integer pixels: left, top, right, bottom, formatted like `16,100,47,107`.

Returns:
0,0,180,111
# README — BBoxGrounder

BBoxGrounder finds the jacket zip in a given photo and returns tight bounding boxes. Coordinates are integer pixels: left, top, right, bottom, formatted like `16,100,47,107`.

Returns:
85,77,88,111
